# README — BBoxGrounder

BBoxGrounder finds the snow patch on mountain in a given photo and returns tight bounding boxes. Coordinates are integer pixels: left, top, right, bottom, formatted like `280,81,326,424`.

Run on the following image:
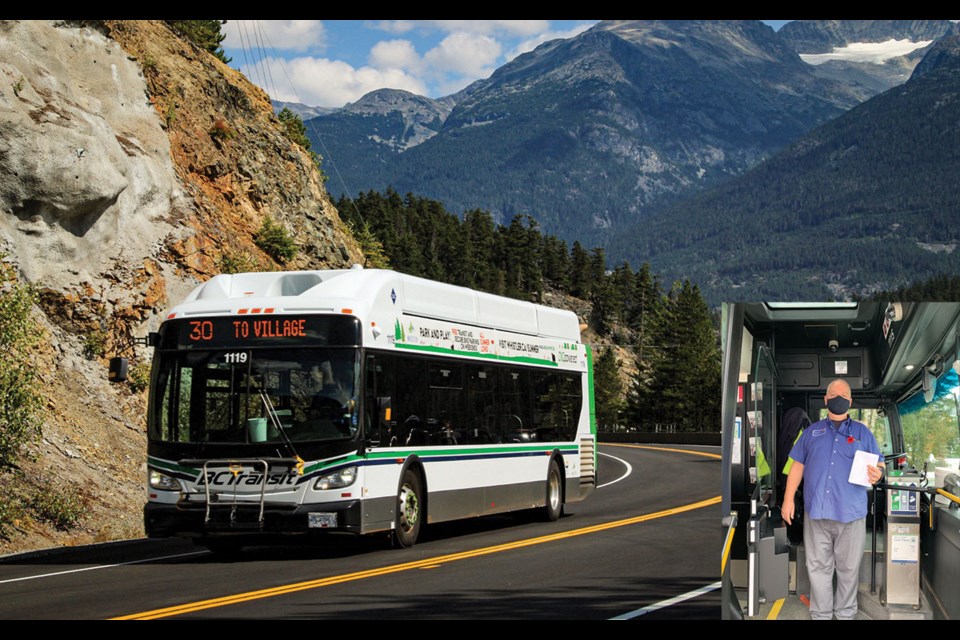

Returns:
801,39,933,65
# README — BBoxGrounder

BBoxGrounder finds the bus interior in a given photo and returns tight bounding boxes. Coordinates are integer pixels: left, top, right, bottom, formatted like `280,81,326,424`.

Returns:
721,302,960,620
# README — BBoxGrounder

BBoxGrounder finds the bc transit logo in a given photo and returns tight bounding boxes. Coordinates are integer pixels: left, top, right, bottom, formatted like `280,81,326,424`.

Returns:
196,470,298,488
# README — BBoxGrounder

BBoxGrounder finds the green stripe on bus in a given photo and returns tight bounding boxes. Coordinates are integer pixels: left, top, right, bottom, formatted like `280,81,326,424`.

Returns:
148,457,200,476
365,444,578,459
395,342,559,366
302,454,363,476
585,344,597,436
151,445,580,478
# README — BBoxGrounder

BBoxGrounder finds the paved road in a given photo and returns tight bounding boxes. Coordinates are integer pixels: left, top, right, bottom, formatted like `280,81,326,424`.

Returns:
0,444,720,619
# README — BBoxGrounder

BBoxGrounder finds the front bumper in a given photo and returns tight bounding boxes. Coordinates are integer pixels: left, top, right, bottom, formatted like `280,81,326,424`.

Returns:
144,499,363,538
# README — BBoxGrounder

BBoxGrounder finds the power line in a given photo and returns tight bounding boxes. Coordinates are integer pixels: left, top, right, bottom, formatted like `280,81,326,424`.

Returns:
252,21,279,104
254,21,365,232
235,20,257,88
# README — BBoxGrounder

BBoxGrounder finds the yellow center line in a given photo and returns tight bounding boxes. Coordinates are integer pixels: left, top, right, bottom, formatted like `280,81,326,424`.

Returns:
767,598,785,620
605,443,722,460
112,495,720,620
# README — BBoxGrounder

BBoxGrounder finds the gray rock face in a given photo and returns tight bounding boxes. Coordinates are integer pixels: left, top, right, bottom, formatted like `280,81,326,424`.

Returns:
911,34,960,79
340,88,455,151
0,20,182,288
779,20,958,53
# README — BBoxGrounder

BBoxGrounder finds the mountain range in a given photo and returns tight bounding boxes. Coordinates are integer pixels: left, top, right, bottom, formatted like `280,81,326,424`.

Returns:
295,19,960,301
609,33,960,304
301,21,952,231
306,20,873,245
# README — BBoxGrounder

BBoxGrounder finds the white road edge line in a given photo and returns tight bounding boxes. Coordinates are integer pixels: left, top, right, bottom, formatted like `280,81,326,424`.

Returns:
0,551,208,585
596,451,633,489
610,581,722,620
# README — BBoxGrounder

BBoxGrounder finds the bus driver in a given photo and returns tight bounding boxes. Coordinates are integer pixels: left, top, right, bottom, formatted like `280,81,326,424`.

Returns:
781,378,885,620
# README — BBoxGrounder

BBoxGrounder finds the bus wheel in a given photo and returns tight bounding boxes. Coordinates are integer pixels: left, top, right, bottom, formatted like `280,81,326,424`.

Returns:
395,469,422,547
542,459,563,522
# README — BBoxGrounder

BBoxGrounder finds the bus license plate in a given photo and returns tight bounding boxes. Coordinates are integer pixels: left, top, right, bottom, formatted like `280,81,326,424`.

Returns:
308,512,337,528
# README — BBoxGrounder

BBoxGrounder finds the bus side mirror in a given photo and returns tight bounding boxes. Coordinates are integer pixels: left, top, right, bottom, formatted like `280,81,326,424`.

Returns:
134,332,161,347
109,357,129,383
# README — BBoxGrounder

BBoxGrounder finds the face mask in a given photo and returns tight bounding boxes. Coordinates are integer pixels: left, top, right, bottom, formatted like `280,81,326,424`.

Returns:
826,395,851,415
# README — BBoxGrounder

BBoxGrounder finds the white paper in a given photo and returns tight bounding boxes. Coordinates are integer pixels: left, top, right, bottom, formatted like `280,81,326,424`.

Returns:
890,533,919,563
848,450,880,486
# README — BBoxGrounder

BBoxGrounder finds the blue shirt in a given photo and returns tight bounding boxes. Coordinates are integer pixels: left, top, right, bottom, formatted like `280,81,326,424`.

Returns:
788,416,882,523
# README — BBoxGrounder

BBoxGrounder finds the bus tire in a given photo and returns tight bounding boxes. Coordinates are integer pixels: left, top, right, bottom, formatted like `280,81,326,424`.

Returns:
395,468,423,548
542,458,563,522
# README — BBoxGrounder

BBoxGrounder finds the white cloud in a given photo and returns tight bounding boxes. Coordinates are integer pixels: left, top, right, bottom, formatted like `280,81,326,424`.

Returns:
508,22,596,60
367,20,550,37
243,56,428,108
800,38,934,66
423,32,502,77
369,39,422,72
365,21,415,35
224,20,326,53
426,21,550,37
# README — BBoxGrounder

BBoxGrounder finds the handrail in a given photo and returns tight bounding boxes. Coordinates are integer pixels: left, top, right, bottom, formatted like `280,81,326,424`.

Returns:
721,511,743,620
935,487,960,506
722,511,738,576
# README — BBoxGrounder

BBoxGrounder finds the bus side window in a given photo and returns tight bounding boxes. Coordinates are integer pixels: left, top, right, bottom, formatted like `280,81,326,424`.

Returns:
465,364,497,444
428,362,463,447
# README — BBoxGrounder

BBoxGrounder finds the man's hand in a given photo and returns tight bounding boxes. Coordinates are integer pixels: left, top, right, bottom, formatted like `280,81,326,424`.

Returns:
782,497,795,525
867,464,884,485
781,460,804,526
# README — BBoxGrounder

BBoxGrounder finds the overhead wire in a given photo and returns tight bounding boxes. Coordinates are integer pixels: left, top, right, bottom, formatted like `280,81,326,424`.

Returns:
238,21,263,90
235,21,257,89
252,21,280,104
252,21,366,231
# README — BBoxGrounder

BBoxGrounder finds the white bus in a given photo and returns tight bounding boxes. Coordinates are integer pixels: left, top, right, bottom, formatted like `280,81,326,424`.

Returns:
132,267,596,553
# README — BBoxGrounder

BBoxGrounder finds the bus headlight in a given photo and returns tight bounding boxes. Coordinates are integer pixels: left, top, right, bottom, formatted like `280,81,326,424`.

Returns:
314,466,357,491
149,469,182,491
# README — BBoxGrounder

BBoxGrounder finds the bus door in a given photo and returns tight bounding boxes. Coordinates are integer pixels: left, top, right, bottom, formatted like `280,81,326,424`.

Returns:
896,364,960,618
722,304,789,618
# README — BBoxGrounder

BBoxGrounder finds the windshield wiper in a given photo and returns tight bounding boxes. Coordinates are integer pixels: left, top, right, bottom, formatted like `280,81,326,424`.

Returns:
256,386,304,474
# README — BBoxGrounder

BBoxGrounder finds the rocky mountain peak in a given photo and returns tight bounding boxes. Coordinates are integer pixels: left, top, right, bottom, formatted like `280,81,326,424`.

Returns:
779,20,959,54
911,33,960,79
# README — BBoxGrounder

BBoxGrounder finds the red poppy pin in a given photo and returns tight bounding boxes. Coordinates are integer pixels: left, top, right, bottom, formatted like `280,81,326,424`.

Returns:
847,436,855,444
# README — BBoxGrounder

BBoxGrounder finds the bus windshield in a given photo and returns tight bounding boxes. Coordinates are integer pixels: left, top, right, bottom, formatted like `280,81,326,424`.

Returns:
898,368,960,473
150,348,360,444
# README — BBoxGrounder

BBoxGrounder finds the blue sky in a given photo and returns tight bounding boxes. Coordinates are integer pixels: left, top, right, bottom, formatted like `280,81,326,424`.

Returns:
223,20,791,109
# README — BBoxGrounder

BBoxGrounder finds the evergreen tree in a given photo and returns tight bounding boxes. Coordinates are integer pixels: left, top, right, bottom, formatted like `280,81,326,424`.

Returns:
463,209,498,292
277,107,311,150
167,20,231,64
593,347,625,432
542,236,570,290
352,221,390,269
639,280,720,432
569,241,590,298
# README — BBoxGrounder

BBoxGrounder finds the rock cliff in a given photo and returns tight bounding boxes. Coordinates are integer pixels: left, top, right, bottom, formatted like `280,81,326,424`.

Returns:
0,19,362,553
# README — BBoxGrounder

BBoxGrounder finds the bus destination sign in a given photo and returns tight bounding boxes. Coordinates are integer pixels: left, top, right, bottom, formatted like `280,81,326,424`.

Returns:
167,315,360,349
